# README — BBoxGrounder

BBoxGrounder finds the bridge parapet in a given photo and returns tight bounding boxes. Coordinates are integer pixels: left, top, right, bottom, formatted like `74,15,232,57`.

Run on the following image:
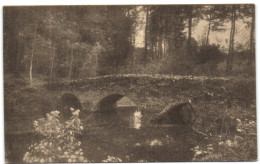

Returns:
45,74,233,91
44,74,255,115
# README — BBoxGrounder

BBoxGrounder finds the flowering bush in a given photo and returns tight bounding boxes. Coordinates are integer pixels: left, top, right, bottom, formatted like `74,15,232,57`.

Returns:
23,108,88,163
190,144,214,161
102,155,122,162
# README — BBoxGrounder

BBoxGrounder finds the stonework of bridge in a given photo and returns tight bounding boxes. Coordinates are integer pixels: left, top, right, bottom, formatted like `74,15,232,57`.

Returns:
45,74,254,114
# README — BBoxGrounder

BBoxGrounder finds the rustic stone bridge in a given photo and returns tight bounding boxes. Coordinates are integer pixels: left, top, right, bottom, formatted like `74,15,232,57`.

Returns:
45,74,252,115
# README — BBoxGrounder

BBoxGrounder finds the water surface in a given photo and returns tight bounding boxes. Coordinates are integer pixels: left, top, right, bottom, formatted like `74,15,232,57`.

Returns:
5,106,195,162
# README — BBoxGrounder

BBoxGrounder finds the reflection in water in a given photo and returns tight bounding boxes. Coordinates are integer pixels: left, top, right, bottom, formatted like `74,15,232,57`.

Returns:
6,100,195,162
116,107,142,129
116,106,141,128
130,110,142,129
149,139,163,146
116,96,141,129
116,96,142,129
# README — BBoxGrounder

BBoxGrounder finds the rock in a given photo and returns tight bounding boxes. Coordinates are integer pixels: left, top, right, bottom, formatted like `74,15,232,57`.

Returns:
234,135,244,142
150,101,197,126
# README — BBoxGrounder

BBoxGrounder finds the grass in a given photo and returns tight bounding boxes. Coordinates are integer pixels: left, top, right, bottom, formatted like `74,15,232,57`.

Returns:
191,99,257,161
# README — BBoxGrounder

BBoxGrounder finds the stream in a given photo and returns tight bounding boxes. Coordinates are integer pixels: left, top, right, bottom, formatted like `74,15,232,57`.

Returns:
5,105,195,162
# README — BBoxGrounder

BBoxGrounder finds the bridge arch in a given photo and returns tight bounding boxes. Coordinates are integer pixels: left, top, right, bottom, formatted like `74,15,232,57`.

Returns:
60,92,82,110
91,93,140,128
59,92,82,119
93,93,138,113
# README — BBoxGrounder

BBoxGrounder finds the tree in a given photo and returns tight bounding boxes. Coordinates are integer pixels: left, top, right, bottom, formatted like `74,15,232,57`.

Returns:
226,5,241,75
98,6,138,70
202,5,227,46
148,6,187,58
241,5,255,68
248,6,255,68
187,5,193,55
144,6,149,58
4,7,26,76
29,25,37,84
184,5,203,55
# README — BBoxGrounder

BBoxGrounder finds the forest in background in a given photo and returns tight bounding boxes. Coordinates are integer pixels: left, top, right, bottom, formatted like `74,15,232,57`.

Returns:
4,5,255,84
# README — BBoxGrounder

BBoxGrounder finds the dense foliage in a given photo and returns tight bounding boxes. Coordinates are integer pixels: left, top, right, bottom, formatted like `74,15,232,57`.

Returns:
4,5,255,83
4,6,138,80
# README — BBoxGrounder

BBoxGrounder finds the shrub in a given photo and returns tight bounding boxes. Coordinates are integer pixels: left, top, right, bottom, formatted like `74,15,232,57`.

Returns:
195,44,224,75
196,44,223,64
23,108,88,163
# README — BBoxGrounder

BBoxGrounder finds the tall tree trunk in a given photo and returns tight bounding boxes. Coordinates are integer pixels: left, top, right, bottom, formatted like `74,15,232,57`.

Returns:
29,26,37,85
164,39,166,56
206,13,212,46
144,6,149,59
158,34,163,59
155,42,158,60
248,10,255,67
68,49,74,80
187,5,193,55
226,18,234,75
50,25,58,81
50,42,55,81
152,45,155,60
158,13,163,59
226,6,236,75
168,38,172,57
229,20,235,72
68,26,79,80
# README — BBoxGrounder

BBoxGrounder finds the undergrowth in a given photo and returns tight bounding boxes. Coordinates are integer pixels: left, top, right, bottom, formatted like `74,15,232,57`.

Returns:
191,103,257,161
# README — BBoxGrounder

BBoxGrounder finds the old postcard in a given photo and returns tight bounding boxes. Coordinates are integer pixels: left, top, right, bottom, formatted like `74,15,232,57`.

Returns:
4,4,256,162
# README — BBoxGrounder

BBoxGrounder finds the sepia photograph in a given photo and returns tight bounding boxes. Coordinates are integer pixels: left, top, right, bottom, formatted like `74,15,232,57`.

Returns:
3,4,256,162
